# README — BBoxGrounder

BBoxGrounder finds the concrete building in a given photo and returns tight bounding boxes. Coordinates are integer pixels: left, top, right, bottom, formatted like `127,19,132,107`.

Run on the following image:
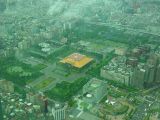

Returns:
26,92,47,113
126,57,138,67
0,80,14,93
0,90,46,120
0,99,3,120
26,92,67,120
101,68,131,86
100,56,132,86
155,64,160,82
131,66,146,88
83,78,107,104
114,47,127,56
0,0,6,12
130,53,160,88
145,65,156,83
145,53,160,84
147,54,159,66
60,53,93,69
51,103,67,120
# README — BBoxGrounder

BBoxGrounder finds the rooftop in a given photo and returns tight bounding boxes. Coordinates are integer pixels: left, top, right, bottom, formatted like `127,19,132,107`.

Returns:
60,53,93,68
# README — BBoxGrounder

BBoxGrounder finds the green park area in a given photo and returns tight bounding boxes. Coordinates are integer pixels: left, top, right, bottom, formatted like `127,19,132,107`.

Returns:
86,52,116,77
87,39,128,50
34,77,55,90
0,56,43,87
103,102,129,115
46,45,76,63
33,63,47,70
45,77,89,102
104,40,128,48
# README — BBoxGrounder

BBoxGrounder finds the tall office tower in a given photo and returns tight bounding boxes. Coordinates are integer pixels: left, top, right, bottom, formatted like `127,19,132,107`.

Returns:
145,65,156,83
155,64,160,82
0,99,3,120
145,54,159,83
131,67,146,88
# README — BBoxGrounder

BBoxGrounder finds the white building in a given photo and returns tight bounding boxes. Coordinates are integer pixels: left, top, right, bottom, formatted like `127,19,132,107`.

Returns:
52,103,67,120
83,78,107,104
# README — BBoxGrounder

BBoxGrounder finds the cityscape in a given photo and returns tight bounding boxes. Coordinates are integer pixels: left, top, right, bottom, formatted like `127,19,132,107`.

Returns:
0,0,160,120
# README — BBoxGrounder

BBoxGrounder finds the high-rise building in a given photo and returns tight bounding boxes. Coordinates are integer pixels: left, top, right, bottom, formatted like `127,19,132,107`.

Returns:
131,67,146,88
155,64,160,82
26,92,47,113
145,65,156,83
145,54,159,84
0,99,3,120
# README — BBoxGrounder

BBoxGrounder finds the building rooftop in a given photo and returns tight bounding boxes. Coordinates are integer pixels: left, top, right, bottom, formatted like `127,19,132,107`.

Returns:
60,53,93,68
79,111,100,120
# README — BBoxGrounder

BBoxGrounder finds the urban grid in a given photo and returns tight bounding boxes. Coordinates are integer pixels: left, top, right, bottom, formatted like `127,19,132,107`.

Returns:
0,0,160,120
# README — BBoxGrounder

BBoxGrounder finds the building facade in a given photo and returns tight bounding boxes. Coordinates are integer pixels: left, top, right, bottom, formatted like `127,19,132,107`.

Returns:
52,104,67,120
0,80,14,93
83,78,107,104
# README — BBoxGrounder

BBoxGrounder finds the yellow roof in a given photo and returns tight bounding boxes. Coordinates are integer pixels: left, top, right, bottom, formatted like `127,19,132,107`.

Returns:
60,53,93,68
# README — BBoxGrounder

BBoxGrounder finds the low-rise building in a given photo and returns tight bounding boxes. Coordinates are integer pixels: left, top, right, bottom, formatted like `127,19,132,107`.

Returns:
60,53,93,69
83,78,107,104
26,92,47,113
0,80,14,93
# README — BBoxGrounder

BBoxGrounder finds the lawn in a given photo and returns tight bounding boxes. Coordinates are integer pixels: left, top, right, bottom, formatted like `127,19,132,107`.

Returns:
45,77,89,102
0,56,43,86
104,102,129,115
33,63,47,70
83,39,128,52
35,77,55,90
104,40,128,48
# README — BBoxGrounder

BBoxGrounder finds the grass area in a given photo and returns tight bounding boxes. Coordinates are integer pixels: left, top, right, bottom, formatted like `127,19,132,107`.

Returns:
108,89,128,98
45,77,89,102
104,103,129,115
35,77,55,90
33,63,47,70
81,39,128,50
80,102,89,110
45,46,77,64
86,52,116,77
100,77,139,93
0,56,43,86
104,40,128,48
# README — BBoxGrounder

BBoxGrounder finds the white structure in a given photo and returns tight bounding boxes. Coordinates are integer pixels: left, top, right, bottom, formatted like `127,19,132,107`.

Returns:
52,104,67,120
83,78,107,104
